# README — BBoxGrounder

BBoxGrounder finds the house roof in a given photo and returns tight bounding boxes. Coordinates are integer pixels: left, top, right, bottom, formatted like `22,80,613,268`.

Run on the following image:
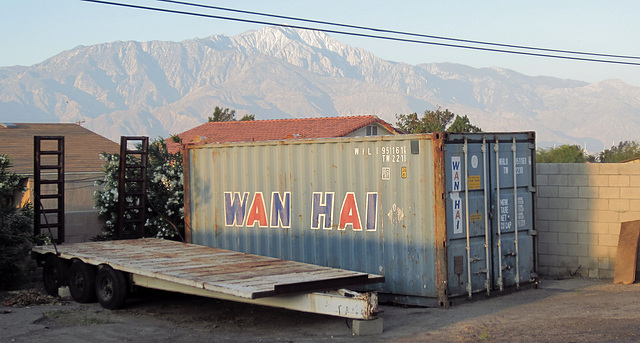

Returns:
622,155,640,163
166,115,399,153
0,123,119,174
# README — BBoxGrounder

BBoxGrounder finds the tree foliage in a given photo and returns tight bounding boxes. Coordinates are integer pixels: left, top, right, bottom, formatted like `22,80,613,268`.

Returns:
537,141,640,163
208,106,235,122
208,106,255,122
94,139,184,240
239,114,255,121
599,141,640,163
0,155,35,290
448,115,482,133
395,107,481,133
536,145,592,163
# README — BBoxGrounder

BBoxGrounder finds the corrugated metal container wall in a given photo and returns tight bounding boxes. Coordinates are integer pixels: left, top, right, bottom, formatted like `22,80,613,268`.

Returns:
185,134,446,302
184,132,537,306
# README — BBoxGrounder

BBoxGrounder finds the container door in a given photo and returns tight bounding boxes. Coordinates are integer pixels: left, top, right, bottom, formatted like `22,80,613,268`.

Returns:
489,136,536,291
445,133,537,298
445,139,493,297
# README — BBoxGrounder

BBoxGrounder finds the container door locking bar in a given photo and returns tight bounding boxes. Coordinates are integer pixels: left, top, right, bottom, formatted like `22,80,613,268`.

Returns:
512,136,520,290
495,137,504,292
482,136,491,296
463,137,472,299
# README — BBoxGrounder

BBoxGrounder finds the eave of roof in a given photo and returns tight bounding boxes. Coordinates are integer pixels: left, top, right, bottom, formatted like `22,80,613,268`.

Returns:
0,123,119,174
165,115,399,153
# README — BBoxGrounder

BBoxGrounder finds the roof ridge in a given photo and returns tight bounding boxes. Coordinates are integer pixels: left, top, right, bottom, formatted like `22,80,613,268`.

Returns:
201,115,379,125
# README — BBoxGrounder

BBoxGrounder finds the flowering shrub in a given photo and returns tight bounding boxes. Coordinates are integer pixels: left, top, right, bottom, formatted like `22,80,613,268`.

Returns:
94,139,184,240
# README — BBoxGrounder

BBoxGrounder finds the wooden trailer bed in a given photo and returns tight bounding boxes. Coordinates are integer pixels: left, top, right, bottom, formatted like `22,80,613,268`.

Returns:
32,238,384,320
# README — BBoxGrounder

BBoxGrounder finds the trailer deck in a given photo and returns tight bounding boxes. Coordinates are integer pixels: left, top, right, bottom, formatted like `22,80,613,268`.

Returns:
32,238,384,320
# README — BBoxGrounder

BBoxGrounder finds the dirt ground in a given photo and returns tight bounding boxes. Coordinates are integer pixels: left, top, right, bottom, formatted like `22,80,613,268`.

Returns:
2,277,640,343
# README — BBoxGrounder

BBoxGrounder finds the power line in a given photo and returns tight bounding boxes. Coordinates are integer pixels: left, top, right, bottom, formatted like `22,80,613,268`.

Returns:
157,0,640,61
81,0,640,66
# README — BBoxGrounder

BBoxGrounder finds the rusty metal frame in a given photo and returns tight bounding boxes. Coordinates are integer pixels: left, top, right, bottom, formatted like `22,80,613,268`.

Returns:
116,136,149,239
34,136,65,244
182,143,192,243
431,132,449,308
131,274,379,320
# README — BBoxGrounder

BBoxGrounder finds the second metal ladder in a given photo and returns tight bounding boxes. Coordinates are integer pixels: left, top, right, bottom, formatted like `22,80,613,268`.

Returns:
116,136,149,239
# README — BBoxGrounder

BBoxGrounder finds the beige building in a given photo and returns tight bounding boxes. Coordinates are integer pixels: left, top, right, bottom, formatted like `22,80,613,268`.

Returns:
1,123,119,243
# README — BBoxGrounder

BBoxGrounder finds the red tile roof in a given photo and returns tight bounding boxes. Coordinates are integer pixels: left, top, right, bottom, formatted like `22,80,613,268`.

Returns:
166,116,398,153
0,123,119,174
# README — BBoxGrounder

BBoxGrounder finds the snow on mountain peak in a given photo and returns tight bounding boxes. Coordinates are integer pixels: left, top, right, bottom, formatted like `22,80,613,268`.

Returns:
1,26,638,152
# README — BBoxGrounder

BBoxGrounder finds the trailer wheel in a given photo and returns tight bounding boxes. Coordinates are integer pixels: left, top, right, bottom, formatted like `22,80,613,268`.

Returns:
43,255,68,297
95,266,127,310
68,261,97,303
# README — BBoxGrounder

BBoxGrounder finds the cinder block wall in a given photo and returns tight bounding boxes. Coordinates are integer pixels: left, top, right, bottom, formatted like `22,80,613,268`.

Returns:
536,163,640,278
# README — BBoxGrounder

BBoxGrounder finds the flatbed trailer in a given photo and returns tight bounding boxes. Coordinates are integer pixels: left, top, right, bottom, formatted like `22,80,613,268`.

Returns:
32,238,384,320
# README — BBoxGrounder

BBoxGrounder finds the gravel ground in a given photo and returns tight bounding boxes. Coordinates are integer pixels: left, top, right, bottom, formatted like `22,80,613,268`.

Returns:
2,277,640,342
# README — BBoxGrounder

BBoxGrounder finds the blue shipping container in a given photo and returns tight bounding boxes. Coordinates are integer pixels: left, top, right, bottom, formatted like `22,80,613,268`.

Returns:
184,132,537,306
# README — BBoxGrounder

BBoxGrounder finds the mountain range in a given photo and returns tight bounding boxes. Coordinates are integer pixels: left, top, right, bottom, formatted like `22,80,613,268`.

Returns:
2,26,639,152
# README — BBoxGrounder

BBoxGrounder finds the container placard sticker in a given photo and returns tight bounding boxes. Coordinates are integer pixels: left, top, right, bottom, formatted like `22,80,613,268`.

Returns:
381,167,391,180
451,156,463,234
469,213,482,222
468,175,481,190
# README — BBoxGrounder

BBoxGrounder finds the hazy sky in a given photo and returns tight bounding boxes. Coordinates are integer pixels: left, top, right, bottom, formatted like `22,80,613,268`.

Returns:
3,0,640,86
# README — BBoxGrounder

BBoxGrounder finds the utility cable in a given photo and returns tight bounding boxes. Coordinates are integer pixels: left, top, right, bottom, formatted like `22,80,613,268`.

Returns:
158,0,640,61
81,0,640,66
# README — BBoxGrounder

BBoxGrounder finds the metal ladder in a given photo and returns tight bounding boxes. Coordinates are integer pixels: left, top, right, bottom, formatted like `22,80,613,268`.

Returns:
34,136,65,244
116,136,149,239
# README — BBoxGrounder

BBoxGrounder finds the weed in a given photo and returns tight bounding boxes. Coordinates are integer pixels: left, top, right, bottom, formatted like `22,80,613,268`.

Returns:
44,310,116,326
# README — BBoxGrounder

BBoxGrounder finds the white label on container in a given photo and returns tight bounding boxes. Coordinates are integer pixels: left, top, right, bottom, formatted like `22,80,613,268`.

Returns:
451,156,461,191
452,193,462,234
381,167,391,180
451,156,463,234
387,203,405,224
499,197,511,231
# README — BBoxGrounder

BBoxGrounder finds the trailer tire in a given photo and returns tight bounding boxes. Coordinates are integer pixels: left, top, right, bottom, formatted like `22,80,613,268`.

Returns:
95,266,127,310
68,261,97,303
43,255,68,297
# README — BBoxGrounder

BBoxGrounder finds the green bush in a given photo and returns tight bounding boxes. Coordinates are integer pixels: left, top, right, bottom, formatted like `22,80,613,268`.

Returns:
0,155,35,290
93,139,184,240
536,145,593,163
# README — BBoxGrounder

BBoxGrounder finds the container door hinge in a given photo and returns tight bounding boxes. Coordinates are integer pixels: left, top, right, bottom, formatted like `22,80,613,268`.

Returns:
474,269,488,275
503,249,517,258
470,255,483,263
528,186,536,193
